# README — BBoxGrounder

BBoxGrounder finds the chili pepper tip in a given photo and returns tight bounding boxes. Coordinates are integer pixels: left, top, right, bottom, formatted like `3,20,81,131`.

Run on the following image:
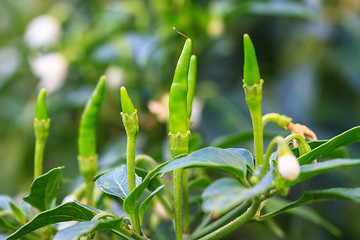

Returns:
36,88,48,120
120,86,135,114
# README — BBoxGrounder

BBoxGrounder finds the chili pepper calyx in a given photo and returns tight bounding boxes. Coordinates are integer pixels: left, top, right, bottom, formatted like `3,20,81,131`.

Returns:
243,79,263,107
120,110,139,137
169,131,191,159
78,155,98,181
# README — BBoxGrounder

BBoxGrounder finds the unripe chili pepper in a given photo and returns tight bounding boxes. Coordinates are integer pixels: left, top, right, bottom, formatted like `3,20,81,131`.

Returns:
243,34,264,167
243,34,260,86
169,28,193,240
187,55,197,121
77,75,106,207
34,88,51,178
169,38,192,135
35,89,48,120
120,86,141,234
78,76,106,159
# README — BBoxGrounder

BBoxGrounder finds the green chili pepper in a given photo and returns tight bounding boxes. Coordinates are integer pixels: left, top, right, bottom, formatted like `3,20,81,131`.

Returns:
243,34,260,86
243,34,264,168
78,76,106,159
169,38,192,134
35,89,48,120
77,75,106,207
34,88,50,179
120,86,141,234
120,86,135,114
187,55,197,121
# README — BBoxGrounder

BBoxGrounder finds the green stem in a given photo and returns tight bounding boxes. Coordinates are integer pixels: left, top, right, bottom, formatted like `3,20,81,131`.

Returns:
244,81,263,168
285,134,311,156
199,201,260,240
85,181,94,207
262,113,292,130
174,168,184,240
183,170,190,235
250,103,263,167
127,134,141,235
34,139,45,179
190,201,251,240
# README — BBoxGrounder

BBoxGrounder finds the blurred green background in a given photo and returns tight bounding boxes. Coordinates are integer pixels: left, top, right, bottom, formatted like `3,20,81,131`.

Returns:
0,0,359,239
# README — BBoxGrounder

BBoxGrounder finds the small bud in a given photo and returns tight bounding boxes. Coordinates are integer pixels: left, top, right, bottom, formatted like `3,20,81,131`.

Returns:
277,154,300,181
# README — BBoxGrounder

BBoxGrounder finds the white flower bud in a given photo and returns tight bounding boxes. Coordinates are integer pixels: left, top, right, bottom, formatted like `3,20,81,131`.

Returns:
24,15,61,49
30,53,68,93
278,154,300,181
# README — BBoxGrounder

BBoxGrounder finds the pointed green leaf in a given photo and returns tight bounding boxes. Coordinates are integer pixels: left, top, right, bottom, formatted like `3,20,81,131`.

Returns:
298,126,360,164
139,185,164,226
285,159,360,187
211,130,278,148
159,147,249,183
9,202,26,224
261,188,360,227
23,167,63,211
226,148,254,172
292,140,348,159
95,165,142,200
53,218,124,240
6,201,100,240
202,173,273,214
264,197,341,236
124,148,253,215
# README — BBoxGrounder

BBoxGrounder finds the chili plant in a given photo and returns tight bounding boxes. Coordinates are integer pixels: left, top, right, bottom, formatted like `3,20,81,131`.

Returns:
1,33,360,240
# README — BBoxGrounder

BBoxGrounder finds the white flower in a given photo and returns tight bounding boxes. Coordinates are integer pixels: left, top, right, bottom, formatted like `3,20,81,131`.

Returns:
105,66,125,88
278,154,300,181
30,53,68,93
24,15,61,49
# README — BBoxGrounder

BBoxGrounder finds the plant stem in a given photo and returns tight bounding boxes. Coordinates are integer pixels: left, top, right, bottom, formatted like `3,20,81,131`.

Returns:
183,170,190,235
127,134,141,235
250,103,263,167
190,201,251,240
244,82,263,168
199,201,260,240
169,131,190,240
85,181,94,207
174,168,183,240
34,139,45,179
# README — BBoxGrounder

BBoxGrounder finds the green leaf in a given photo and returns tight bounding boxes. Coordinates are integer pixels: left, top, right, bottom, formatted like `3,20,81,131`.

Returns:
139,185,164,226
263,197,341,236
284,159,360,187
225,148,254,172
292,140,348,159
23,167,63,211
9,202,26,224
6,201,100,240
95,165,142,200
202,173,273,214
159,147,249,183
298,126,360,164
188,176,212,189
53,219,124,240
211,130,278,148
260,188,360,233
0,195,14,211
124,148,253,215
135,168,162,192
